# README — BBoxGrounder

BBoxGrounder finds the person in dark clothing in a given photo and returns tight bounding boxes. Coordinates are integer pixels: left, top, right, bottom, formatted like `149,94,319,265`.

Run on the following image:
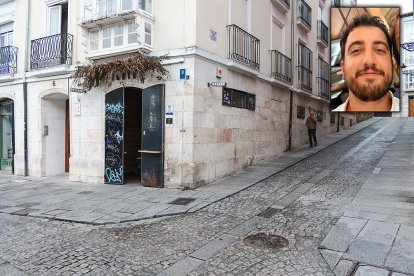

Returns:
306,110,317,147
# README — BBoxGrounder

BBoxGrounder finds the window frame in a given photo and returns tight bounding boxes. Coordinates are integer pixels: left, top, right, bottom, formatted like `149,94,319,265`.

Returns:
88,20,142,52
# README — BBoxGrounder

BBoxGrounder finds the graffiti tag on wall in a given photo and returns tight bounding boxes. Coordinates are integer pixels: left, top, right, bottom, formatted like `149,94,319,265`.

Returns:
104,89,124,184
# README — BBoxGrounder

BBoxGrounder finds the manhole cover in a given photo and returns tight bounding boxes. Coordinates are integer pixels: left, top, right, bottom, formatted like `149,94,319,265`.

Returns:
243,233,288,250
169,198,195,205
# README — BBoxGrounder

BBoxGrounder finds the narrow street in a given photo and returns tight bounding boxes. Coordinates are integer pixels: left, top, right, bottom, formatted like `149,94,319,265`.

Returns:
0,118,413,276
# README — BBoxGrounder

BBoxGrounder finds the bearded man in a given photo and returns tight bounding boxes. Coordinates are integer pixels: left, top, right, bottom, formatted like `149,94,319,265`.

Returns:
333,14,400,112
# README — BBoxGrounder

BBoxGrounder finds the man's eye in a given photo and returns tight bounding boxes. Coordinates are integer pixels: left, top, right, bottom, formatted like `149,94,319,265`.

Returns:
350,48,361,54
376,48,387,54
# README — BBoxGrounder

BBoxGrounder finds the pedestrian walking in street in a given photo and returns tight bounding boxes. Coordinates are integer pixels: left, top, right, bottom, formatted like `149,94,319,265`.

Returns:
306,110,317,147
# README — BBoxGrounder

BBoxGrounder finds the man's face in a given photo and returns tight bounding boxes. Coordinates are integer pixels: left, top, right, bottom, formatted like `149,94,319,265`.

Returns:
341,26,393,102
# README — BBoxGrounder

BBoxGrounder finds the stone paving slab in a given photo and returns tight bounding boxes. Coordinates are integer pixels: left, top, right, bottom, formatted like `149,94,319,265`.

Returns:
344,209,414,227
320,216,367,252
346,240,391,266
319,249,342,270
385,225,414,275
158,257,204,276
189,234,238,261
353,265,390,276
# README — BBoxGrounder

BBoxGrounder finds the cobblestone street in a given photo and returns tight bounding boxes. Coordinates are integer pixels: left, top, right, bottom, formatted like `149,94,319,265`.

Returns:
0,118,413,275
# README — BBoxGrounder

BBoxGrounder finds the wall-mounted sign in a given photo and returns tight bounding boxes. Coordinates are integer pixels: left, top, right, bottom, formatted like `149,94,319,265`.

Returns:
297,106,305,119
222,87,255,110
216,67,223,78
166,118,173,124
180,69,186,80
166,105,174,116
70,88,84,93
317,111,323,122
208,82,227,87
210,30,217,41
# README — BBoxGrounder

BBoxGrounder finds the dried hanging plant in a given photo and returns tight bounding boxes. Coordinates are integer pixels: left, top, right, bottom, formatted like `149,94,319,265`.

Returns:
72,50,169,91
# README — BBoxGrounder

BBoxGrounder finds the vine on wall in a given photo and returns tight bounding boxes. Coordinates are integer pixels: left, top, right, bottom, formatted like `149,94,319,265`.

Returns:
72,50,169,91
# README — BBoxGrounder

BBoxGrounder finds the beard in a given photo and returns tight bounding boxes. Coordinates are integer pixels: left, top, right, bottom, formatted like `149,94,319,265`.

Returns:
344,65,392,102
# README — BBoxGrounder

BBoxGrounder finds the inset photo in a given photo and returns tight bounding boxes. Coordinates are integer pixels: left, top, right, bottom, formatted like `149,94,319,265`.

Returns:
331,7,400,112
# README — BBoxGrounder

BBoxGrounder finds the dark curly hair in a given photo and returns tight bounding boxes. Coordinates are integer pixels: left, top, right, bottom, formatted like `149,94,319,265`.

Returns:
340,14,392,61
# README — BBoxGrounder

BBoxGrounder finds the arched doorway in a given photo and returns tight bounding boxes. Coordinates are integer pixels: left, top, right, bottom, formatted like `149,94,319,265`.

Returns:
41,92,69,176
0,98,14,174
104,84,164,187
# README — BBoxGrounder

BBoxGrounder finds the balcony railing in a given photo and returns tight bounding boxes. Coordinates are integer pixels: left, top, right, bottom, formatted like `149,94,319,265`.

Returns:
318,58,330,99
227,24,260,70
270,50,292,83
30,33,73,70
318,78,329,99
298,43,312,92
298,0,311,30
298,66,312,92
317,20,329,46
331,0,341,7
0,46,18,74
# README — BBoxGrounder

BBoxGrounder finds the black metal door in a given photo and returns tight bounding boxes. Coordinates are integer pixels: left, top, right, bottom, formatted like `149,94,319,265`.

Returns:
104,88,125,184
141,84,164,187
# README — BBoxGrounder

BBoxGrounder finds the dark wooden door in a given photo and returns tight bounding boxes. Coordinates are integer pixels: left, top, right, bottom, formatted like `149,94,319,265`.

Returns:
105,88,125,184
141,84,164,188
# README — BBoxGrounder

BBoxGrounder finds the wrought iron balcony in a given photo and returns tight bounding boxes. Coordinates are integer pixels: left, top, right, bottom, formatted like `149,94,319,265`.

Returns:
318,58,330,99
297,0,311,31
227,24,260,70
317,20,328,47
270,50,292,84
331,0,341,7
0,46,18,74
298,43,312,92
298,66,312,92
30,33,73,70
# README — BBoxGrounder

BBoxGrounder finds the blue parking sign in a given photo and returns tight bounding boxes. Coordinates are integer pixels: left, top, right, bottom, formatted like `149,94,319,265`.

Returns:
180,69,186,80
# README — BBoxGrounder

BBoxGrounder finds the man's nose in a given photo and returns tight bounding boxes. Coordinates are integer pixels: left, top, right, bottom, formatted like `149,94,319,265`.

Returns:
362,49,376,67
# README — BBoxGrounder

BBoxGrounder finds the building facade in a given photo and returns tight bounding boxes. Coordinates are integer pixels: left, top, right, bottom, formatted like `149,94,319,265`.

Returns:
0,0,357,188
400,12,414,117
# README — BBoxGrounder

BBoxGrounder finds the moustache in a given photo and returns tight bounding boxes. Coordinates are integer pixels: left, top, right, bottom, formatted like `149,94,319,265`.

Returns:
355,67,384,77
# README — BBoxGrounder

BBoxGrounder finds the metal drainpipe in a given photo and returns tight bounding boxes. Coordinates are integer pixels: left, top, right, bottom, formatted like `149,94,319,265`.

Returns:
23,0,30,176
288,0,296,151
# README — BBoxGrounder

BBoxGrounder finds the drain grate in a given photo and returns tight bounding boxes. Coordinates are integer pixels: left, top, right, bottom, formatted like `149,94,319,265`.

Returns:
243,233,289,250
257,207,279,218
77,191,94,195
169,198,195,206
406,197,414,203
